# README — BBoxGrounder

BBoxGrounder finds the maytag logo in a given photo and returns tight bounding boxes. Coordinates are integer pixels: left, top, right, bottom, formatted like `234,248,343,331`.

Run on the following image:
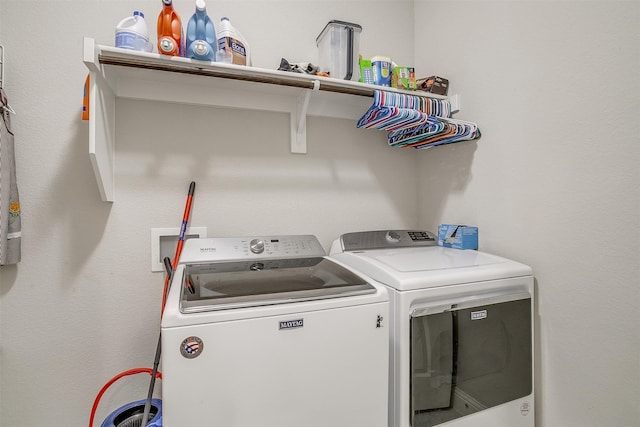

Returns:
471,310,487,320
279,319,304,330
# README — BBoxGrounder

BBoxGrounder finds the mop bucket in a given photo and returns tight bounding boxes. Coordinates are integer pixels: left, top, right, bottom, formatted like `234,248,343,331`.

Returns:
101,399,162,427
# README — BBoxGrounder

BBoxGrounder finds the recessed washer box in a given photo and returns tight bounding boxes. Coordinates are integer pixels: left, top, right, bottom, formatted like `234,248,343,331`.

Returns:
150,227,207,271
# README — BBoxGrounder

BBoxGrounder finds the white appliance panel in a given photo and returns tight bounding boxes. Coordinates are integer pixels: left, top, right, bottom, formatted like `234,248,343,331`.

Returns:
331,246,532,291
390,277,534,427
161,235,390,427
329,230,535,427
365,246,505,272
162,301,389,427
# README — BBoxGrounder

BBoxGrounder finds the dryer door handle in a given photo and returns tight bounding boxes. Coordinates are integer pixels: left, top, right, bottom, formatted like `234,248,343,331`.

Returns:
410,290,531,318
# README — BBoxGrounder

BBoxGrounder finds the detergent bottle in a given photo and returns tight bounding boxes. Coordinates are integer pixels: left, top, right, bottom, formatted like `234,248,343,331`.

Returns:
157,0,184,56
186,0,217,61
115,11,153,52
216,17,251,65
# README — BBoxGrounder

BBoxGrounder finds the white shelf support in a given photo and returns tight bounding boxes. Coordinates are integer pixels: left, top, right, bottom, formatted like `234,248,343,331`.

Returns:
83,37,100,73
449,94,461,114
291,80,320,154
87,70,116,202
84,38,115,202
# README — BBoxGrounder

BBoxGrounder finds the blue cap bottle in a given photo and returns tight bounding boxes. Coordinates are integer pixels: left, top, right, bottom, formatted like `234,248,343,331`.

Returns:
186,0,217,61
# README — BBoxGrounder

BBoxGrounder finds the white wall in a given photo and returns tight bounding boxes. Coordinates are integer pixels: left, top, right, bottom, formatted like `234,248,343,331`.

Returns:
415,1,640,426
0,0,417,426
1,1,639,427
0,0,2,410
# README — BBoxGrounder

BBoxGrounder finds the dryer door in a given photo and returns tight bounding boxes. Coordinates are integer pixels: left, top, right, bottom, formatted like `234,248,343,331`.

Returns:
410,292,532,427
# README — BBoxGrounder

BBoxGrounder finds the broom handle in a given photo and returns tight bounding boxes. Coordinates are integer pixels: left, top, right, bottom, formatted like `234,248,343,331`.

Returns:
161,181,196,314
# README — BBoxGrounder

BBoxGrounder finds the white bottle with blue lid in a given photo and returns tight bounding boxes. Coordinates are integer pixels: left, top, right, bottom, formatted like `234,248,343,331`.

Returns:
115,11,153,52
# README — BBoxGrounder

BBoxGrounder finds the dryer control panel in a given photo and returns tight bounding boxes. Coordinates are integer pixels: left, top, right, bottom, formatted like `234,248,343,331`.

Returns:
340,230,437,251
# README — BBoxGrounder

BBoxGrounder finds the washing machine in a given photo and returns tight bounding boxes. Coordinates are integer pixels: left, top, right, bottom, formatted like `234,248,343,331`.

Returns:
330,230,534,427
161,235,390,427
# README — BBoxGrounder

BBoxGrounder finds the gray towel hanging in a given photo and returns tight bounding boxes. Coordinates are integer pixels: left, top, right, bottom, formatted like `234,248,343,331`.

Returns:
0,86,21,265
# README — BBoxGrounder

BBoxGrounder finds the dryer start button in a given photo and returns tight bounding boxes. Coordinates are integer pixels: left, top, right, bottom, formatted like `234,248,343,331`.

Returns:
386,231,402,243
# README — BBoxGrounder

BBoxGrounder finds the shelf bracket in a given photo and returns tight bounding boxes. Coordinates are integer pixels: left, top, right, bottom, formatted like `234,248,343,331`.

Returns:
83,37,100,73
449,94,460,114
290,79,320,154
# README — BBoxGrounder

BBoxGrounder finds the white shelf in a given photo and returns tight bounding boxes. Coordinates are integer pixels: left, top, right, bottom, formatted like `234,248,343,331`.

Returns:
82,37,458,202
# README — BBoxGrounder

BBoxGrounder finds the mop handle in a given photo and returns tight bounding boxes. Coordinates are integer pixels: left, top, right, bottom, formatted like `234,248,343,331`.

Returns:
161,181,196,314
141,257,174,426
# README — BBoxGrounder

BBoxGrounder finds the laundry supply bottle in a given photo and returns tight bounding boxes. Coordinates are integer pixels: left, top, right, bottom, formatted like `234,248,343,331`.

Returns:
186,0,217,61
157,0,184,56
216,17,250,65
115,11,153,52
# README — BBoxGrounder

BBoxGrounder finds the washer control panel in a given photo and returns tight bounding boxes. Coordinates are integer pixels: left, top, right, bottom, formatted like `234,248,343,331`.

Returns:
180,235,326,263
340,230,437,251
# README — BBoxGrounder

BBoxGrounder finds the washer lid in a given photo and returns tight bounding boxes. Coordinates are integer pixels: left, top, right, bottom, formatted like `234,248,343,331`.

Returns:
179,257,376,313
332,246,532,291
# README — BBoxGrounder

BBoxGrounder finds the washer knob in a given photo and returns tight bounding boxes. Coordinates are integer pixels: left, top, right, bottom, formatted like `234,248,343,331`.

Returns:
250,239,265,254
386,231,402,243
250,262,265,271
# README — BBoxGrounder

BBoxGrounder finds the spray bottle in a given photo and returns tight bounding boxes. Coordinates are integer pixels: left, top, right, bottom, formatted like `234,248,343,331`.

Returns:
186,0,217,61
157,0,184,56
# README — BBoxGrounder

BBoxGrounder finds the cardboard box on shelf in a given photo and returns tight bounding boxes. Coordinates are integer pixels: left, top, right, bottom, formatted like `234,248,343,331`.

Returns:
391,66,416,90
417,75,449,95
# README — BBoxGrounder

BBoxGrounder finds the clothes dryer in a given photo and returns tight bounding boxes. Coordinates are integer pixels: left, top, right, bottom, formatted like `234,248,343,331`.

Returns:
330,230,534,427
161,235,389,427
